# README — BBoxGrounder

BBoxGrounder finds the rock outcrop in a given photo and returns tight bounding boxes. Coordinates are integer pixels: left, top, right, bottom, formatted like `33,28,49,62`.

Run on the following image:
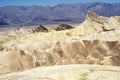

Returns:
0,25,48,42
31,25,48,32
16,25,48,34
54,23,73,31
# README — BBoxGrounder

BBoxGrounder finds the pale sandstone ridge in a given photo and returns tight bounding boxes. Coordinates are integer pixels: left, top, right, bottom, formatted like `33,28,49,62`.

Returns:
69,11,120,36
0,25,48,42
16,25,48,34
0,65,120,80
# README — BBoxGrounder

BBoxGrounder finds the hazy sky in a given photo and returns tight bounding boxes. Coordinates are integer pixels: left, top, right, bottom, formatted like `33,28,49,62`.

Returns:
0,0,120,7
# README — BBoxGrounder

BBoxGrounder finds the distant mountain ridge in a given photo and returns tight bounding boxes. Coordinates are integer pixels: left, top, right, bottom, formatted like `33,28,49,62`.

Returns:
0,2,120,27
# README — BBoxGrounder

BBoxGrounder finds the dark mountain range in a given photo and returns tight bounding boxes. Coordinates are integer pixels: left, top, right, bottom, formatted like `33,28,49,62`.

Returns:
0,2,120,27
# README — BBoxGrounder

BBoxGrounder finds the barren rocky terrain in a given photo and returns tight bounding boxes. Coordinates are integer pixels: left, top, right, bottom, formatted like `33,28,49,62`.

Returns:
0,11,120,80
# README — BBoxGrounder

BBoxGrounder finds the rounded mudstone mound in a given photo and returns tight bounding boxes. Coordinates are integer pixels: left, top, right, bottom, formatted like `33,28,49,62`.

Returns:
55,23,73,31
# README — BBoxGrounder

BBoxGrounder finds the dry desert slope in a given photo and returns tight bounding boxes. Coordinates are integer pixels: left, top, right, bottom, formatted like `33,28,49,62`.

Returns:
0,65,120,80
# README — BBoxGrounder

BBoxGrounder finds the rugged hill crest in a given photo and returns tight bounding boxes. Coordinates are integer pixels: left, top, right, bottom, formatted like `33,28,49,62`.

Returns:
86,11,107,23
69,11,120,37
